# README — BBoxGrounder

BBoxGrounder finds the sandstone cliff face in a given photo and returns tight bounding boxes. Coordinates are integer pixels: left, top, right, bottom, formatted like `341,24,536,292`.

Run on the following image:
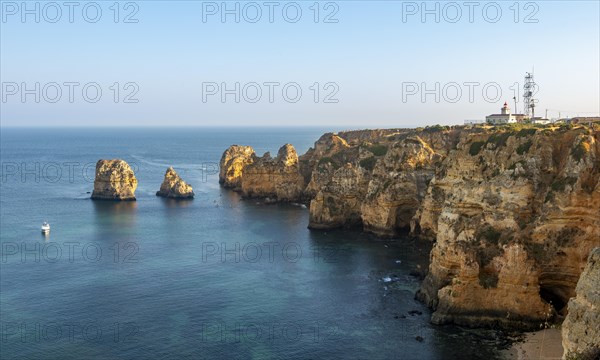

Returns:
156,167,194,199
562,248,600,360
308,163,369,229
91,159,138,201
415,127,600,328
219,145,255,189
221,127,463,232
241,144,306,201
360,137,441,237
220,125,600,330
303,129,453,235
219,143,306,201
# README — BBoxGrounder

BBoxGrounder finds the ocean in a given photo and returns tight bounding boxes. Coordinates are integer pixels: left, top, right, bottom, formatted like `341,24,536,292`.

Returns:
0,127,506,359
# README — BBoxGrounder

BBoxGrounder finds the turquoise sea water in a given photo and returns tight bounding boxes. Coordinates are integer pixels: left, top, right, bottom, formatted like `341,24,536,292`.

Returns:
0,128,506,359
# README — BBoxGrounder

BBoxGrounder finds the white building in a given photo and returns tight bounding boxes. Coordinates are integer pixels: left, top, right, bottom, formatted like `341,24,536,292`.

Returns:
486,102,526,125
464,119,485,125
531,117,551,125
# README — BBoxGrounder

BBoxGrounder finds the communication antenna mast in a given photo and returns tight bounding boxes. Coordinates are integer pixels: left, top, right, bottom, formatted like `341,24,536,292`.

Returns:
523,70,538,120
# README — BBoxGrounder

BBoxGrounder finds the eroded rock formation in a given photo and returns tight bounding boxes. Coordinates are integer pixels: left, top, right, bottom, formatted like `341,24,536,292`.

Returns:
219,124,600,329
562,248,600,359
91,159,138,201
360,137,441,237
219,145,255,190
240,144,305,201
308,163,369,229
156,167,194,199
415,127,600,328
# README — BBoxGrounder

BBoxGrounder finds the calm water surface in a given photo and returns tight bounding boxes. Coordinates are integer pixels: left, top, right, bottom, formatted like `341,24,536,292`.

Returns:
0,128,506,359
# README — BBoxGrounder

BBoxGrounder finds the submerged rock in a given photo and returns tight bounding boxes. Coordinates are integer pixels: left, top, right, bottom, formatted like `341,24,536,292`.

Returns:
562,248,600,360
156,167,194,199
91,159,137,201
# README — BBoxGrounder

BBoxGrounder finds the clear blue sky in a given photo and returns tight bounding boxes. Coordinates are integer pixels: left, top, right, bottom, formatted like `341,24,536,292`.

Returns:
1,0,599,127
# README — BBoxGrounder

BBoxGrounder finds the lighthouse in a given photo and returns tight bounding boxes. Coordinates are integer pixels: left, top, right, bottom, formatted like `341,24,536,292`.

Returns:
486,101,526,125
501,102,510,115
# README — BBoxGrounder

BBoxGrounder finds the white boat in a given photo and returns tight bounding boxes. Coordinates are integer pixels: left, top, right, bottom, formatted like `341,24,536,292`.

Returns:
41,221,50,234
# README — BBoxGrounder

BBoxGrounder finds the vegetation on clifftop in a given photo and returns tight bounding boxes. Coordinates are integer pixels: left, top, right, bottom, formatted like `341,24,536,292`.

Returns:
359,156,377,171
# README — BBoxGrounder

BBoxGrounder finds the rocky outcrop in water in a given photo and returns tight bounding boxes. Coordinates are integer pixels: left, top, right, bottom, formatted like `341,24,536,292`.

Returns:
91,159,138,201
240,144,306,201
220,124,600,329
562,248,600,359
219,145,255,190
219,143,306,202
156,167,194,199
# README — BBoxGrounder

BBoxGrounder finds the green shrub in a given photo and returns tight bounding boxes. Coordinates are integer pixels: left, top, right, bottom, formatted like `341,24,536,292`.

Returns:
487,132,512,148
319,157,334,165
525,242,548,263
571,142,587,162
551,177,578,192
469,141,486,156
478,227,502,243
423,124,447,133
516,128,537,138
478,271,499,289
559,123,574,131
359,156,377,171
367,144,388,156
318,157,340,170
517,140,533,155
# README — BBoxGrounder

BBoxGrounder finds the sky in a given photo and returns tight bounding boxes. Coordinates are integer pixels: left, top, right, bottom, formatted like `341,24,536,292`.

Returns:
1,0,599,128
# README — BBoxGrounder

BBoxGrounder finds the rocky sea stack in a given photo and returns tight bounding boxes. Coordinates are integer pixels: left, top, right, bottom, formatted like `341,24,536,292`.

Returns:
219,144,304,201
91,159,138,201
219,145,255,190
240,144,305,201
156,167,194,199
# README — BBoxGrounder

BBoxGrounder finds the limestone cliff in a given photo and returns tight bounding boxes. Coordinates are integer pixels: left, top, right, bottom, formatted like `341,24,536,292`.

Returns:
221,127,482,233
304,128,455,235
240,144,305,201
91,159,138,201
219,143,306,202
219,145,255,190
562,248,600,360
156,167,194,199
415,127,600,329
220,124,600,330
308,163,369,229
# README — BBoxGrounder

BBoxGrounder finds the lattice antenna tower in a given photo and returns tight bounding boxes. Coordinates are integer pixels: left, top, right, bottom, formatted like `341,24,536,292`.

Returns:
523,71,538,119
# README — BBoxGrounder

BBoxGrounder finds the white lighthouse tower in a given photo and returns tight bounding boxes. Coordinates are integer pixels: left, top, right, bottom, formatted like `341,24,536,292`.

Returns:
501,102,510,115
486,101,525,124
